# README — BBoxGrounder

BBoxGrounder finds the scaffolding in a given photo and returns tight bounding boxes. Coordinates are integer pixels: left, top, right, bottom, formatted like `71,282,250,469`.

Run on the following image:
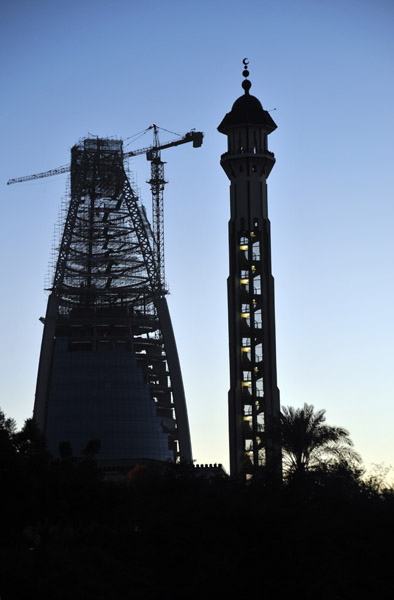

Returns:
34,137,192,464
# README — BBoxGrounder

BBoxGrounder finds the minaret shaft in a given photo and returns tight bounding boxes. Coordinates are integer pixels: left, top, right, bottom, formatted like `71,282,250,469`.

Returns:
218,74,281,479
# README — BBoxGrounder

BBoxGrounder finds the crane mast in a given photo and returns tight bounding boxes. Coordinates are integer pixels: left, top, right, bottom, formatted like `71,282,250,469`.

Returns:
148,125,166,290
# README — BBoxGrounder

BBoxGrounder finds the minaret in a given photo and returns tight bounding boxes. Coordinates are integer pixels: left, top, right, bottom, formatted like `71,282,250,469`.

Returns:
218,61,281,479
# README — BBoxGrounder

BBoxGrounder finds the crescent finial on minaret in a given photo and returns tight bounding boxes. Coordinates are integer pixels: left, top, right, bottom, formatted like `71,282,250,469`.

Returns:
242,57,249,78
242,58,251,94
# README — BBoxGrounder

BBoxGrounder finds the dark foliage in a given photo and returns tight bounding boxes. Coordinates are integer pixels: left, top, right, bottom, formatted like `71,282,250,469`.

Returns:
1,407,393,599
279,403,361,477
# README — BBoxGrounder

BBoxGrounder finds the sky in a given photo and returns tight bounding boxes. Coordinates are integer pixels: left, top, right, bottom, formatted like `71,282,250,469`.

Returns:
1,0,393,474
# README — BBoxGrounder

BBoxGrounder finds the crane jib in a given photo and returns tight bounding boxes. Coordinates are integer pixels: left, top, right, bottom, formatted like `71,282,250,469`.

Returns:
7,129,204,184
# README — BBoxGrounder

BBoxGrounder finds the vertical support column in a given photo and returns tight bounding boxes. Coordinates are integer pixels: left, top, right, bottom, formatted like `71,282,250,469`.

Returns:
155,296,193,462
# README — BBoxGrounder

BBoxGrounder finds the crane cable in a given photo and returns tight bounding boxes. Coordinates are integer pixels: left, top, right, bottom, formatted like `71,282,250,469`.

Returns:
123,126,153,149
155,125,182,138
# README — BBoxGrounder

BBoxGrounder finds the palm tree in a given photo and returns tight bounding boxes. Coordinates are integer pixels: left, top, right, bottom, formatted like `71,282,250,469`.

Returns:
279,403,359,476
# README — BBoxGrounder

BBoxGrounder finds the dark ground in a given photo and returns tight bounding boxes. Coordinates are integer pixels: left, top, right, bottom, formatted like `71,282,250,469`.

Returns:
1,446,394,600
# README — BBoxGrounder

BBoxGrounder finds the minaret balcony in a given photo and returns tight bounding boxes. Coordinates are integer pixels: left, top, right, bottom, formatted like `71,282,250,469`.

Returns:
220,150,276,178
221,149,275,161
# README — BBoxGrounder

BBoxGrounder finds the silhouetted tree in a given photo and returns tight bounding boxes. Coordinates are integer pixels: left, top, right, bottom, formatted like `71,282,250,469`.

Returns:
83,438,101,459
58,440,73,460
0,407,18,469
0,408,17,438
279,403,360,477
14,417,50,463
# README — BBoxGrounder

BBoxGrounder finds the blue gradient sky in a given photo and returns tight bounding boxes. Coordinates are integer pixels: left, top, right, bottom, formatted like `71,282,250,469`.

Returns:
1,0,393,473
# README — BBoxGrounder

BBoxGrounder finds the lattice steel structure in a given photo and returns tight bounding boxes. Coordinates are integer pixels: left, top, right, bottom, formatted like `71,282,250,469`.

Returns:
33,137,192,466
218,65,282,479
147,125,167,290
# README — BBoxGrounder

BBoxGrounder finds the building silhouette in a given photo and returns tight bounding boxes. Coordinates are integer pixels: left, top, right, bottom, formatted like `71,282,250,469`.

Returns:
33,137,192,466
218,65,282,478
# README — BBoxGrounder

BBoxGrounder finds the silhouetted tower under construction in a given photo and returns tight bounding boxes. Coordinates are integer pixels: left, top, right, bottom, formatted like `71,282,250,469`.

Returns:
218,63,281,478
25,134,201,466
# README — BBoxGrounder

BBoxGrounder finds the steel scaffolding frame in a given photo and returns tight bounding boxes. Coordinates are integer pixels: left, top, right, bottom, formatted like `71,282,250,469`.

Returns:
34,137,192,463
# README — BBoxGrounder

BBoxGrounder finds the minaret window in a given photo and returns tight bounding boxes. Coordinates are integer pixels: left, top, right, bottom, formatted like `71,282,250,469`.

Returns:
256,378,264,397
242,382,252,390
253,275,261,295
243,418,253,439
240,269,250,292
241,319,250,329
258,447,266,466
241,349,251,362
255,343,263,362
241,337,251,356
244,441,253,455
241,337,251,360
243,404,253,416
254,309,262,329
252,241,260,260
239,236,248,250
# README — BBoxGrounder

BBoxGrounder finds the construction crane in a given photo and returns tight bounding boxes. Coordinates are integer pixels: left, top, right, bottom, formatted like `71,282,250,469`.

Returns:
134,124,203,288
7,126,203,289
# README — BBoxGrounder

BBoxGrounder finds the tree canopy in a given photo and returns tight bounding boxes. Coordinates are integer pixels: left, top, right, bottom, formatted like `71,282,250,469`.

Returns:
279,403,360,476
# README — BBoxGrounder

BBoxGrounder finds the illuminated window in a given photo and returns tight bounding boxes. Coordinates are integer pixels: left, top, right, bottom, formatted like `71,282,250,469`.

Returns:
241,337,251,358
241,303,250,321
243,404,253,416
239,236,248,251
